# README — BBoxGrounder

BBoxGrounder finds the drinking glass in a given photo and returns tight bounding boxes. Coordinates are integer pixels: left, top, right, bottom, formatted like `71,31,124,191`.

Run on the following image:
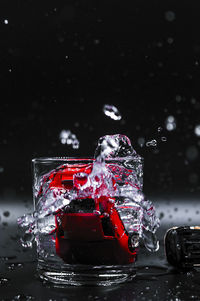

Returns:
32,156,143,286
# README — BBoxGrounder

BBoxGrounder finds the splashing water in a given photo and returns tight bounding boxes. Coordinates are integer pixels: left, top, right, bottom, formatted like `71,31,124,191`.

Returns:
59,129,79,149
103,104,122,120
18,134,160,262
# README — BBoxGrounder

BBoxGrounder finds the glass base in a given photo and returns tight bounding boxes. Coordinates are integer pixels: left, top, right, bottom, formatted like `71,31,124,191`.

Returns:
37,260,136,286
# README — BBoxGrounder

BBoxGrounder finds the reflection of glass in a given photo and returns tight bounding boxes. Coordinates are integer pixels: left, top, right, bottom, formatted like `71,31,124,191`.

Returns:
32,157,143,286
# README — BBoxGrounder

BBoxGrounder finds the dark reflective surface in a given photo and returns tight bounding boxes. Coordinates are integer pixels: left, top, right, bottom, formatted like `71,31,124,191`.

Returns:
1,194,200,300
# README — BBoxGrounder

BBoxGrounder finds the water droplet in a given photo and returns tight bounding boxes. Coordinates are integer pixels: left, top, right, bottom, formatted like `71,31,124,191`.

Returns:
0,166,4,173
7,263,24,270
0,277,10,285
4,19,8,25
157,127,163,132
3,211,10,217
165,115,176,131
161,136,167,142
194,125,200,136
175,95,182,102
94,39,100,45
103,104,122,121
186,146,199,161
59,129,79,149
165,11,176,22
167,37,174,44
138,137,145,147
13,294,35,300
146,139,157,147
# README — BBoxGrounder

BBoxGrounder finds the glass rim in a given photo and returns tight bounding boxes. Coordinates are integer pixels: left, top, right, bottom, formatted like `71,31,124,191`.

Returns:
32,156,143,164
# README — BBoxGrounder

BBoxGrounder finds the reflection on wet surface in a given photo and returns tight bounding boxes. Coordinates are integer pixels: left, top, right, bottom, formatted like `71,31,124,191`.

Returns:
1,195,200,300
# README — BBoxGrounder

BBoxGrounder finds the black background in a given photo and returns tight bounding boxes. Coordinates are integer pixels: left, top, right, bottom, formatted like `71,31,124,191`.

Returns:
1,0,200,198
1,1,200,300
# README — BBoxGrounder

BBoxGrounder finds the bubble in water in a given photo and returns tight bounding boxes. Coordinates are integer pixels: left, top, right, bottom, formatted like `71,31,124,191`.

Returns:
146,139,157,147
157,127,163,132
161,136,167,142
159,212,164,219
103,104,122,121
165,115,176,131
194,125,200,137
165,11,176,22
59,129,79,149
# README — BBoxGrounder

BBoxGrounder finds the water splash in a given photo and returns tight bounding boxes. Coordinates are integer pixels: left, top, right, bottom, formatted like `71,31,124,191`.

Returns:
103,104,122,121
18,134,160,257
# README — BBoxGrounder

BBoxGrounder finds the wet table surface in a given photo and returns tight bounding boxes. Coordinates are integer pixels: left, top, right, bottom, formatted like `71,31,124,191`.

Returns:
1,194,200,301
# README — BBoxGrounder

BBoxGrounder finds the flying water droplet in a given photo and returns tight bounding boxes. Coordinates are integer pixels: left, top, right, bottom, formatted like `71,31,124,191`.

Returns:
165,115,176,131
138,137,145,147
103,104,122,121
0,277,10,285
59,129,79,149
3,211,10,217
165,11,176,22
7,263,24,270
146,139,157,147
194,125,200,137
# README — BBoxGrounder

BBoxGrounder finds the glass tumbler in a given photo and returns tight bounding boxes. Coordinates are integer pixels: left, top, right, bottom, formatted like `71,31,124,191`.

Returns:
32,157,143,286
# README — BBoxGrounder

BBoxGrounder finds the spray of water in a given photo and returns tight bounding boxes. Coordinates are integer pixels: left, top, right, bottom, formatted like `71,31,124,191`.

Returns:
18,134,160,253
